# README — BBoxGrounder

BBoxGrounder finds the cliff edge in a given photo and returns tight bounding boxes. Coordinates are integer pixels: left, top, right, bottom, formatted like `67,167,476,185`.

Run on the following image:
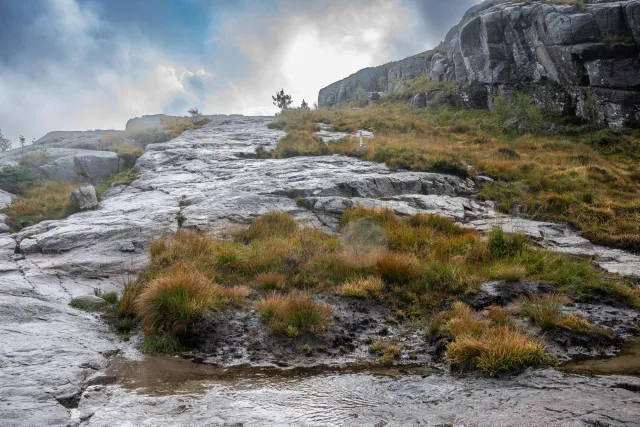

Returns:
318,0,640,128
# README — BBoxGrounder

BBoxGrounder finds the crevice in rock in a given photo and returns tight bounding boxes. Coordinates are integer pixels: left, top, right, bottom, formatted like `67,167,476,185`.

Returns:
612,383,640,393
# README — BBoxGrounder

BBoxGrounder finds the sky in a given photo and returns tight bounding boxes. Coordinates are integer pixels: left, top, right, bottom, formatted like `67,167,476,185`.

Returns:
0,0,481,142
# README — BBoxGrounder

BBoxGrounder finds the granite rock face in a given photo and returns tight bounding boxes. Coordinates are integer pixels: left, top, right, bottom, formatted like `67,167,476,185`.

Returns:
0,147,120,183
319,0,640,128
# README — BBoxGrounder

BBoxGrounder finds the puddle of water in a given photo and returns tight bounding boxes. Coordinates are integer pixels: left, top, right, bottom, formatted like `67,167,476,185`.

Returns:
108,355,436,396
562,340,640,376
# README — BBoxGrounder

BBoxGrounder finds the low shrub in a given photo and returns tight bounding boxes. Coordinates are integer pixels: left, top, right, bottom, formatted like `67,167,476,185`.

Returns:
0,165,43,195
70,297,106,312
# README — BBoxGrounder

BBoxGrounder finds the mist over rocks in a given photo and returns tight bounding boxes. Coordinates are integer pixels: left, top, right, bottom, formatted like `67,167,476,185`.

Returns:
319,0,640,128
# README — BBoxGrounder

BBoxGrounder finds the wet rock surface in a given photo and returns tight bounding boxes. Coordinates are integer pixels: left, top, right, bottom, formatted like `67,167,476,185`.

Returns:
75,364,640,427
1,116,639,426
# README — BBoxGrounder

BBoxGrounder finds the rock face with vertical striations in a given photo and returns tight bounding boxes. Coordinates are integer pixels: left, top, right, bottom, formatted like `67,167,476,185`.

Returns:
318,0,640,128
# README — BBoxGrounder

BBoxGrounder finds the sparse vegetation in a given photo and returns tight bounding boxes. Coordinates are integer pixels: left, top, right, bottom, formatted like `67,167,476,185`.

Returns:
122,210,636,371
369,340,402,364
1,181,79,229
518,293,571,330
264,98,640,249
127,116,210,147
518,293,611,337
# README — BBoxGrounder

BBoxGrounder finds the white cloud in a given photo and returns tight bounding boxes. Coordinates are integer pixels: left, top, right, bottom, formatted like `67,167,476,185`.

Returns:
207,0,421,115
0,0,214,142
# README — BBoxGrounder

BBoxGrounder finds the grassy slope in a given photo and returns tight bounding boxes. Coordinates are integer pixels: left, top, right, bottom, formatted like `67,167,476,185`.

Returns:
266,101,640,250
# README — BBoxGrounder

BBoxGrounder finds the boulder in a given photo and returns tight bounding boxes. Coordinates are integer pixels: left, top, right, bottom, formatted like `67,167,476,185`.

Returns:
69,186,98,210
411,93,427,108
73,151,119,181
0,189,13,210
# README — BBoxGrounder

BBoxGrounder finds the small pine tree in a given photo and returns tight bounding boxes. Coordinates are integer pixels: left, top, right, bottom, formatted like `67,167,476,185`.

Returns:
187,108,202,123
300,99,310,110
272,89,293,111
0,129,11,152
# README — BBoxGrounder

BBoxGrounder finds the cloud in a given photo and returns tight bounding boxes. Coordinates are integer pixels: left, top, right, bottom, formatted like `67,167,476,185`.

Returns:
0,0,483,142
0,0,214,142
207,0,424,115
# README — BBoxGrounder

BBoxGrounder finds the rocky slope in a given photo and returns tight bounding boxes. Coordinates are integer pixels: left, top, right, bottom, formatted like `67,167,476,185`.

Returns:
319,0,640,128
1,117,639,426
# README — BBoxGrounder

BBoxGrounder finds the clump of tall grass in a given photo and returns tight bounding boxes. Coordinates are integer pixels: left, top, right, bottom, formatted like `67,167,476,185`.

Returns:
136,262,216,337
257,292,332,337
446,326,546,375
517,293,570,330
235,211,297,243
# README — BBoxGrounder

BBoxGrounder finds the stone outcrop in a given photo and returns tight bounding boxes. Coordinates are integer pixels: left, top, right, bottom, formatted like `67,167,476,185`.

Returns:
0,190,13,233
69,186,98,210
319,0,640,128
0,148,120,183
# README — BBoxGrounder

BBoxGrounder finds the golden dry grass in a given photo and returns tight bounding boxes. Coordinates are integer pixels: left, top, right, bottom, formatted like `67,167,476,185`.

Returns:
446,326,546,374
136,262,216,336
337,276,384,297
1,181,78,228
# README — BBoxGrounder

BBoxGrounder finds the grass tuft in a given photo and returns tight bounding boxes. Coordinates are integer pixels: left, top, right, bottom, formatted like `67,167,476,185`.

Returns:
446,326,546,375
257,292,332,336
338,276,384,297
236,211,297,243
518,293,571,330
135,262,215,337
